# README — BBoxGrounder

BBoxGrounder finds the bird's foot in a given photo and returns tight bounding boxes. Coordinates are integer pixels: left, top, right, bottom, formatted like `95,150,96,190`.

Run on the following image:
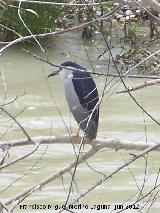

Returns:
73,129,97,149
84,138,97,150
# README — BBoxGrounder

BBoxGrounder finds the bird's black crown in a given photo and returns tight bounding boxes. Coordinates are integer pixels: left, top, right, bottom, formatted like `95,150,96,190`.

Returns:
61,61,86,71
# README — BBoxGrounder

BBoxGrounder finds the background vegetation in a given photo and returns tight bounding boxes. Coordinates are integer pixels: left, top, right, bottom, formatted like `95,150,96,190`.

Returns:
0,0,70,41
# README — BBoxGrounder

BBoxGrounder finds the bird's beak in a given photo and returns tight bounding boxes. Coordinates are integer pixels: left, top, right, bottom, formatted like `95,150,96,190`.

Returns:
48,69,61,78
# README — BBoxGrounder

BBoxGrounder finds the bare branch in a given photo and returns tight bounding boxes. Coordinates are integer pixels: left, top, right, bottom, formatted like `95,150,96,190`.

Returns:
0,146,9,165
4,145,100,207
13,0,112,7
0,142,40,170
116,79,160,94
106,73,160,80
0,201,8,212
5,141,159,210
0,96,19,107
63,142,160,210
107,45,160,127
23,49,160,80
119,0,160,14
145,0,160,14
1,135,160,152
17,1,45,52
0,23,22,38
0,107,31,141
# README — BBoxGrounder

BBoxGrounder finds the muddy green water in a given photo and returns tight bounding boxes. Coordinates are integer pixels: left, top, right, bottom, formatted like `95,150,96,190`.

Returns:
0,33,160,212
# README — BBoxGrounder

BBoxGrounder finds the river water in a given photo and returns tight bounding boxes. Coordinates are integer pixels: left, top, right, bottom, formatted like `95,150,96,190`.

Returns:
0,32,160,212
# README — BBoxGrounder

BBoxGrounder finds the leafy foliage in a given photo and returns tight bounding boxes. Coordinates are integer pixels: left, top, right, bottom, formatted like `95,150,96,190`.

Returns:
0,0,69,41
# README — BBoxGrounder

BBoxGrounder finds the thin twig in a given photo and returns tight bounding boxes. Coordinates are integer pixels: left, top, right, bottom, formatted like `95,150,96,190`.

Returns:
0,142,40,170
116,183,160,213
0,96,19,107
18,1,45,52
0,23,22,38
0,107,31,141
4,145,100,207
63,142,160,211
0,201,8,212
23,49,160,80
3,140,159,210
0,146,9,166
106,73,160,80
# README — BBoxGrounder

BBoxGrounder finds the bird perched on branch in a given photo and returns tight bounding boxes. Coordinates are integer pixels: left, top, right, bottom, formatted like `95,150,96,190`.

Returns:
48,61,99,145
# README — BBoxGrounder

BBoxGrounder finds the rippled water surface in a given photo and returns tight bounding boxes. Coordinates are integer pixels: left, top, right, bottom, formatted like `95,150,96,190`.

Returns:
0,33,160,212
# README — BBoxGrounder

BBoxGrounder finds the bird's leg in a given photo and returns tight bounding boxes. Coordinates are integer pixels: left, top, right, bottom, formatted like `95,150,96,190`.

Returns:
76,127,80,137
74,127,81,144
74,128,86,149
74,129,97,149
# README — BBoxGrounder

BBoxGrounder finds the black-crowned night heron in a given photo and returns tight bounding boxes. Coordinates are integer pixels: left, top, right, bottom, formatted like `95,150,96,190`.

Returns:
48,61,99,143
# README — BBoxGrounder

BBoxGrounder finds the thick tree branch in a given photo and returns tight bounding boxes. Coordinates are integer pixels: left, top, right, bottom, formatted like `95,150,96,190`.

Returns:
0,135,160,152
